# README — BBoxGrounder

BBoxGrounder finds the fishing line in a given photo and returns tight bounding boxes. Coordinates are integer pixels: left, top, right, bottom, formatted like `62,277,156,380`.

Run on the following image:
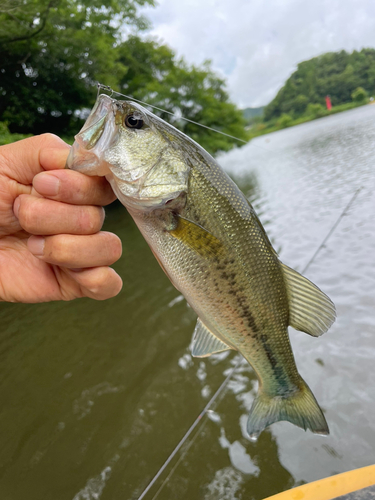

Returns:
96,83,351,214
137,359,241,500
302,187,362,272
97,83,247,144
96,83,283,155
136,186,362,500
150,412,211,500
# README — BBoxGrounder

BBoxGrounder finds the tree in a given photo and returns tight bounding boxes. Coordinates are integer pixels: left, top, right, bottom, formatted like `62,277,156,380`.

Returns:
277,113,293,128
305,103,325,118
0,0,153,135
292,94,309,115
351,87,368,102
116,36,248,153
0,4,247,154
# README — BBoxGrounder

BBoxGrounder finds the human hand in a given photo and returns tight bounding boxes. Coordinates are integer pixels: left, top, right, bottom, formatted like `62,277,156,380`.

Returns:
0,133,122,303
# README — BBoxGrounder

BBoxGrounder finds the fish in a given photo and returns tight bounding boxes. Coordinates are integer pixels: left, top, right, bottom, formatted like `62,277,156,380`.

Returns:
66,94,336,438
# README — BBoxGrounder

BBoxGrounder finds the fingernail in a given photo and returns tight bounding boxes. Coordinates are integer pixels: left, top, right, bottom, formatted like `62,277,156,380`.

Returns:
28,236,45,256
13,197,20,218
33,173,60,196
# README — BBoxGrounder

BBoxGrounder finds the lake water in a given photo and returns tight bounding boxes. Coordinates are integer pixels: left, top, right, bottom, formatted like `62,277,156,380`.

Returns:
0,104,374,500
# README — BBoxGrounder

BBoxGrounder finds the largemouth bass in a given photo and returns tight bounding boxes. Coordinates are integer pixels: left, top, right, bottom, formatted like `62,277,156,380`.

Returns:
66,94,336,438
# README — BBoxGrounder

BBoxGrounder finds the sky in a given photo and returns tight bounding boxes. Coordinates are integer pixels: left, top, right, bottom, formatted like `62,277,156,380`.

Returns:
140,0,375,108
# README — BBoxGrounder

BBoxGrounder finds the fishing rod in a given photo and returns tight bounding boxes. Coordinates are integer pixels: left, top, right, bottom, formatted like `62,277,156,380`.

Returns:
137,187,362,500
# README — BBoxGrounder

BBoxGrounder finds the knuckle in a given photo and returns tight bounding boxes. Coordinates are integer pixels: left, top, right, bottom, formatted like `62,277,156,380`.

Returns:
81,206,105,233
110,235,122,261
78,267,122,300
38,133,62,147
18,198,36,232
46,237,68,264
86,268,107,294
101,232,122,262
39,132,57,141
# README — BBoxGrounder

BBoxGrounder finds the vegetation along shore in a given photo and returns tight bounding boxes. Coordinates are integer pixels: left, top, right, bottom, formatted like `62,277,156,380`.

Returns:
1,0,374,153
243,49,375,139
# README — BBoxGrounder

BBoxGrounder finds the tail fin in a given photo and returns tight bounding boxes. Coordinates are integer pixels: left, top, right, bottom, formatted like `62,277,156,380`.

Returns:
247,379,329,439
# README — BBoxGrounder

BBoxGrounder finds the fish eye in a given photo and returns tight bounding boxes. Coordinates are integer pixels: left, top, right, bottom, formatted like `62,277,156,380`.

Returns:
124,114,144,129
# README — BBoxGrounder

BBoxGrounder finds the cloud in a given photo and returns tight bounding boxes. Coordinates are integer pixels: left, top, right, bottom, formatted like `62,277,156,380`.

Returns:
141,0,375,107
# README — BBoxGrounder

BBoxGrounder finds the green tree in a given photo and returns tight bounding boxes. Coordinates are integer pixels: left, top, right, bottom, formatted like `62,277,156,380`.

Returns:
115,36,248,153
0,5,247,154
351,87,368,102
277,113,293,128
0,0,153,135
292,94,309,115
305,103,326,118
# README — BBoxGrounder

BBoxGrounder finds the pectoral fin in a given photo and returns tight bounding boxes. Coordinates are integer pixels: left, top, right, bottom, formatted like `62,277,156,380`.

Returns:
169,216,223,258
191,319,233,357
281,263,336,337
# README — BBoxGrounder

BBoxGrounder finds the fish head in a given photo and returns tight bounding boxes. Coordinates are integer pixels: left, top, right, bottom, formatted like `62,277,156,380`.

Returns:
66,94,189,210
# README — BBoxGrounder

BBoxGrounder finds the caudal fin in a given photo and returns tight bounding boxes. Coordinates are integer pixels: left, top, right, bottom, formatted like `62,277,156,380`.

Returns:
247,379,329,439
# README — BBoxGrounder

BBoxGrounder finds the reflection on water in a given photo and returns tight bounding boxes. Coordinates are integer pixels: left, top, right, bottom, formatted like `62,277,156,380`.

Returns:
0,105,375,499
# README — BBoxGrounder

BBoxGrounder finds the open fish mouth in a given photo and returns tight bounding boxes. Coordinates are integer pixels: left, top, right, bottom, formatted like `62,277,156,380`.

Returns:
66,95,117,175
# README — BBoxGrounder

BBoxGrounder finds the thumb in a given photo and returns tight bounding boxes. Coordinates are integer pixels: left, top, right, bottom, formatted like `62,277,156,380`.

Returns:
0,133,70,185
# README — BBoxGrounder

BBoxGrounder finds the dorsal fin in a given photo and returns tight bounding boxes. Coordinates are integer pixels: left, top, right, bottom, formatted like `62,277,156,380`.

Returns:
281,263,336,337
191,319,233,357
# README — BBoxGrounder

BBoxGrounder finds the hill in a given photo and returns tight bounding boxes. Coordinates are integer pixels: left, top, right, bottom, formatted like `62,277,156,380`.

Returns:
264,48,375,121
243,106,264,120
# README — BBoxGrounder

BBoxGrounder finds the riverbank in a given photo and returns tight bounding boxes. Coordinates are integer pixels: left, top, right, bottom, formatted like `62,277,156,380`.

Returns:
246,100,372,140
1,100,373,147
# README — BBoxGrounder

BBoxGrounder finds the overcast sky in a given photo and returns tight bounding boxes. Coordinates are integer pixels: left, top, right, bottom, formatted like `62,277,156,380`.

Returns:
140,0,375,108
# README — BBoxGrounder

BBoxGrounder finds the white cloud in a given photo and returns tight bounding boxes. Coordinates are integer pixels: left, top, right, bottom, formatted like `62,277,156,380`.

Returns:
141,0,375,107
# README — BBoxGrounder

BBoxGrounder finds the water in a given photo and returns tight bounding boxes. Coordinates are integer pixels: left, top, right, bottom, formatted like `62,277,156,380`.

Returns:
0,105,374,499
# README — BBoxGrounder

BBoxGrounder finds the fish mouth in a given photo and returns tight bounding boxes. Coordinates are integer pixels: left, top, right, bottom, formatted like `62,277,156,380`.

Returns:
65,141,104,175
66,94,117,176
81,94,114,133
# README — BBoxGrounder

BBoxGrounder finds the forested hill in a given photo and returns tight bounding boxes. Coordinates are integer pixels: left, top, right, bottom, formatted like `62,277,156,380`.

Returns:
264,49,375,121
243,107,264,120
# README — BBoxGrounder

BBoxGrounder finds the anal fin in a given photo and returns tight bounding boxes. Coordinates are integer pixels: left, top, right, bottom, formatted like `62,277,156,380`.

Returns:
191,319,233,357
281,263,336,337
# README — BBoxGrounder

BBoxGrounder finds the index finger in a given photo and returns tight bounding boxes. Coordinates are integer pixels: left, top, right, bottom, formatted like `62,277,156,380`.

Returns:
32,169,116,206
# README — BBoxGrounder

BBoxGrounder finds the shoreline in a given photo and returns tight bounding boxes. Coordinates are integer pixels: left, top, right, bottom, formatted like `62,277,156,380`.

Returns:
246,101,373,141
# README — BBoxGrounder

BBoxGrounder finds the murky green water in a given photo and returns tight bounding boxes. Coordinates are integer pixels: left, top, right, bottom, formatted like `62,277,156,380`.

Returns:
1,105,375,500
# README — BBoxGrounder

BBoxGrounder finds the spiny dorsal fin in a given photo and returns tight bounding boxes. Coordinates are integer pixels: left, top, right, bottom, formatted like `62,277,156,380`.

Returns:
281,263,336,337
191,319,233,357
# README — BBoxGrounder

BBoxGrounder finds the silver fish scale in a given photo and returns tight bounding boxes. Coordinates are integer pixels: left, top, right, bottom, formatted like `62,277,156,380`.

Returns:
130,155,301,397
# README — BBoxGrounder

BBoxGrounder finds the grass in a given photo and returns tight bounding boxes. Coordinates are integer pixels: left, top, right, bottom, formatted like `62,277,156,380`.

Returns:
0,122,31,146
0,122,74,146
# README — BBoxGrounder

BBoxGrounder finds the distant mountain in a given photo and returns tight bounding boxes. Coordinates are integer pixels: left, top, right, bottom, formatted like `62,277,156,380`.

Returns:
264,48,375,121
242,107,264,120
